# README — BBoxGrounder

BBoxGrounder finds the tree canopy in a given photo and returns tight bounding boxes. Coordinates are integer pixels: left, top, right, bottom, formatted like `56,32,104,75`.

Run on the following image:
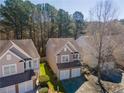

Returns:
0,0,85,56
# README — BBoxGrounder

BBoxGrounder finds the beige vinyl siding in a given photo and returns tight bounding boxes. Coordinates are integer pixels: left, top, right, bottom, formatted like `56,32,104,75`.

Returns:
57,48,74,63
0,52,24,78
46,43,59,78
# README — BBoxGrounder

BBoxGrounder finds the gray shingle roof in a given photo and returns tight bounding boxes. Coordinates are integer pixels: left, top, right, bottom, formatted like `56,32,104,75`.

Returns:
0,39,40,59
47,38,81,55
0,70,35,88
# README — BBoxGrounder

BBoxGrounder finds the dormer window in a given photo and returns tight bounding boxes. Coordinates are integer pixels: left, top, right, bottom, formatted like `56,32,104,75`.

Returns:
73,53,79,60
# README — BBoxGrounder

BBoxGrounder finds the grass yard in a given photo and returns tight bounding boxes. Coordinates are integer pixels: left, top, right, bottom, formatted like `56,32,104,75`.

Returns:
40,63,54,91
40,64,46,75
40,63,65,93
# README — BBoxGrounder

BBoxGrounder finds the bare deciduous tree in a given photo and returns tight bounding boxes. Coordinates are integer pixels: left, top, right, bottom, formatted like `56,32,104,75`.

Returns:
89,0,118,93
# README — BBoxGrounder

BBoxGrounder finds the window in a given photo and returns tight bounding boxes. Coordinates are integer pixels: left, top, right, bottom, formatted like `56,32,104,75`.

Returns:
73,53,79,60
3,64,16,76
25,61,32,70
6,54,11,60
61,55,69,63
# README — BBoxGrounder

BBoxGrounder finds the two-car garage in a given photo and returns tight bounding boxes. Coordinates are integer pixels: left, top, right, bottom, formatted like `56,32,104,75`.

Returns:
60,68,81,80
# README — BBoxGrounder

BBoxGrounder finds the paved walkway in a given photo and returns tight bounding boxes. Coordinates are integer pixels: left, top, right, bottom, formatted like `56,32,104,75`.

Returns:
76,74,124,93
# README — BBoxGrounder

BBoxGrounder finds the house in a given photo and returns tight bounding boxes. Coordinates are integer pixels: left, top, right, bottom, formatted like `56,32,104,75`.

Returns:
0,39,40,93
77,35,124,83
46,38,82,80
76,35,117,69
76,36,98,68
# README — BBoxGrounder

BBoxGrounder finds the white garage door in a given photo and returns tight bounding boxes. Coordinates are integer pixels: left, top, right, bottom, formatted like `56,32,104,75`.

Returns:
60,70,70,80
71,68,80,78
19,80,33,93
19,82,25,93
26,80,33,92
0,85,16,93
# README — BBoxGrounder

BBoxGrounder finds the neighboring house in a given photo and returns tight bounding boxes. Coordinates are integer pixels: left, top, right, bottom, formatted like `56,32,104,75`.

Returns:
0,39,40,93
76,35,117,69
76,36,98,68
46,38,82,80
77,35,124,83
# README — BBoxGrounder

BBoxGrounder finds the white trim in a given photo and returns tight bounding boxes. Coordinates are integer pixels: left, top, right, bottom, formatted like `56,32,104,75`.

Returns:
61,55,69,63
2,64,17,77
56,41,78,55
0,50,22,60
56,44,73,55
67,41,78,51
9,50,23,60
10,41,32,58
65,45,73,52
0,45,13,60
0,41,32,60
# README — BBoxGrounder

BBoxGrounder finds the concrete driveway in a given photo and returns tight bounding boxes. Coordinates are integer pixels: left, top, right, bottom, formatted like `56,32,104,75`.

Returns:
61,75,86,93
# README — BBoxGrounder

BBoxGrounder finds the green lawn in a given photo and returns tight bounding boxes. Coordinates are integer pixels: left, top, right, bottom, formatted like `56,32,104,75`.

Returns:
40,63,65,93
40,64,46,75
40,63,55,91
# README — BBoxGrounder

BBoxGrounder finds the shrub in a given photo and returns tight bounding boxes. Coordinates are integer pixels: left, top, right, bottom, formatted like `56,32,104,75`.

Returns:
39,75,49,87
39,75,50,83
38,87,48,93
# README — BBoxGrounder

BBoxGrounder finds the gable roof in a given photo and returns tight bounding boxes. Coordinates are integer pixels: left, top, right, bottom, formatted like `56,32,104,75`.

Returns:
0,40,12,57
0,39,40,59
47,38,81,55
76,36,98,56
76,36,98,68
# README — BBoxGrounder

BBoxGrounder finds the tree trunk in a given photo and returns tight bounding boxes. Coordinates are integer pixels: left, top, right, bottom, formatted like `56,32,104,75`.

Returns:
29,25,32,39
97,25,108,93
